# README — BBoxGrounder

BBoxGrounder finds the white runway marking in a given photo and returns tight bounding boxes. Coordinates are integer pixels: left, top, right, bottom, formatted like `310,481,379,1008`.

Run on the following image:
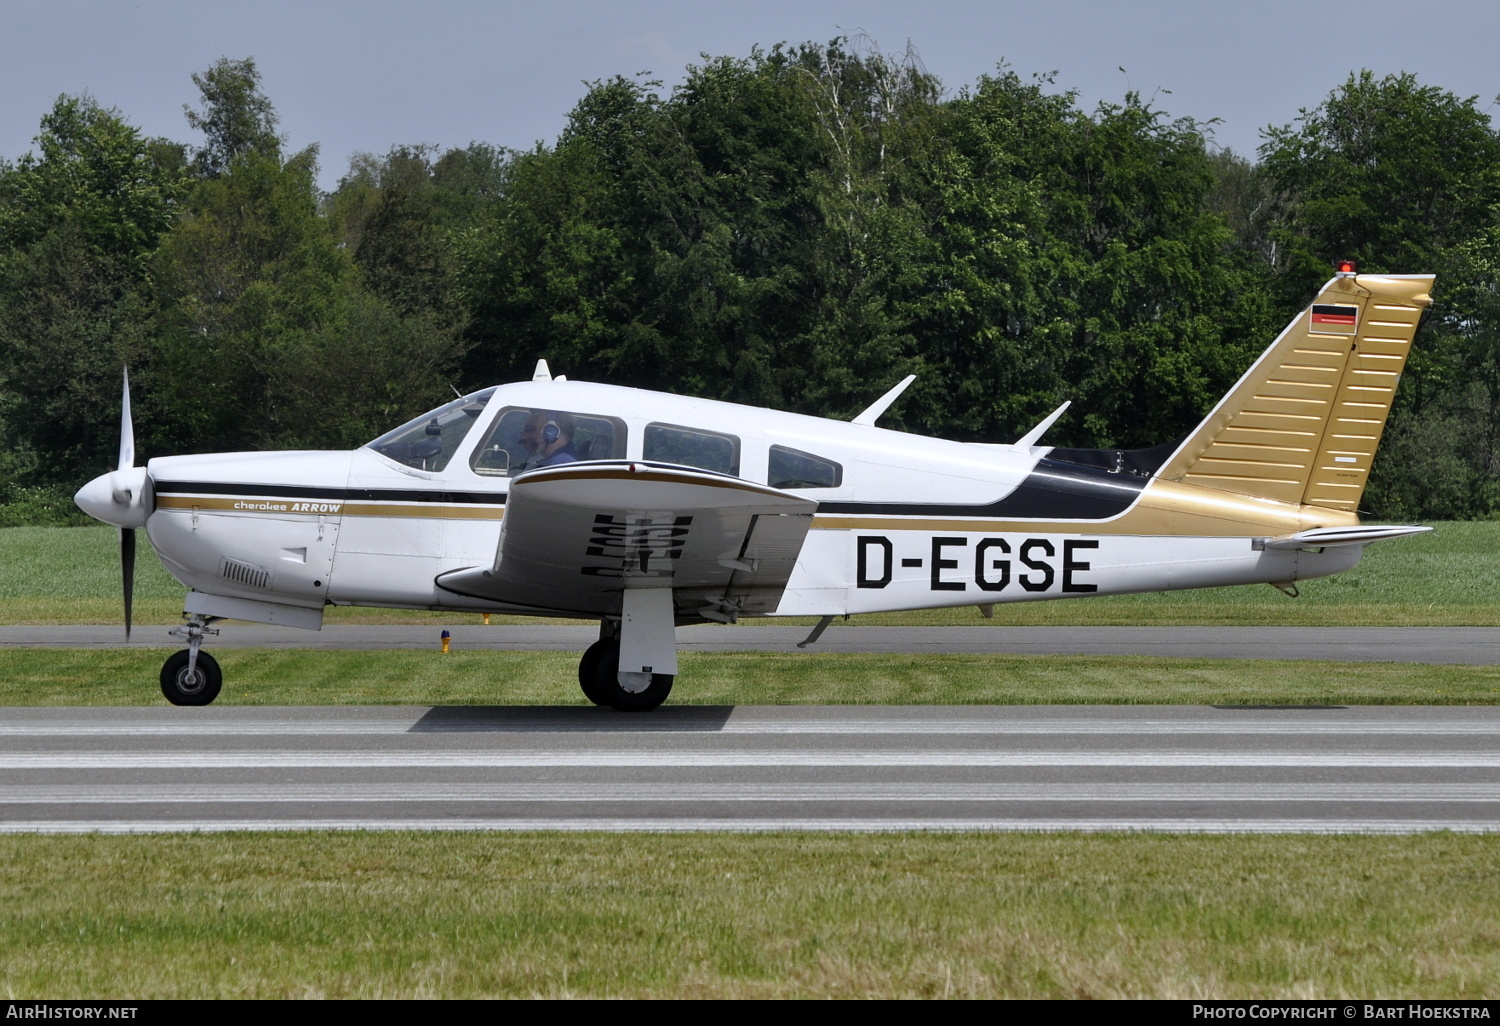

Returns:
3,782,1498,803
4,706,1498,833
4,750,1500,769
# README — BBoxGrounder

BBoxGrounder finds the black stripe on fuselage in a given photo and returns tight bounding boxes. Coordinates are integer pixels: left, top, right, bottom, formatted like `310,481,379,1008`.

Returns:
816,456,1150,519
159,451,1154,520
152,481,508,506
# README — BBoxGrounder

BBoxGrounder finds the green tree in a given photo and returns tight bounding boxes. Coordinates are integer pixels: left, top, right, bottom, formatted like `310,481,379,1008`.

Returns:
0,94,188,497
183,57,280,177
1262,72,1500,517
456,45,1280,453
328,143,504,323
151,66,468,454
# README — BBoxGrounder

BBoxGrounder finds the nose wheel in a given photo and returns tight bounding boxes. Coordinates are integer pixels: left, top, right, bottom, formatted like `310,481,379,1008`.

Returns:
160,649,222,706
161,615,223,706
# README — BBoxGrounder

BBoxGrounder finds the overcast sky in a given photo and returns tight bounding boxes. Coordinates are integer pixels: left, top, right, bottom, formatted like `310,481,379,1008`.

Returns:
5,0,1498,191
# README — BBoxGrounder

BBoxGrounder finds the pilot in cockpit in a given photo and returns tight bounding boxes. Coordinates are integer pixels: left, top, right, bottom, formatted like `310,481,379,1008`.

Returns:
534,412,579,468
513,411,579,473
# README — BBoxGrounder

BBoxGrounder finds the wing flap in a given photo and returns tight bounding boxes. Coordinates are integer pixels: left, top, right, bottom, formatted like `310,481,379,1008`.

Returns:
435,461,816,618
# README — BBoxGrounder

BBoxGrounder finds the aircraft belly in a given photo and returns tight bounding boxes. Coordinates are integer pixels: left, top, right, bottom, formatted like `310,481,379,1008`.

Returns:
328,512,504,607
325,551,447,607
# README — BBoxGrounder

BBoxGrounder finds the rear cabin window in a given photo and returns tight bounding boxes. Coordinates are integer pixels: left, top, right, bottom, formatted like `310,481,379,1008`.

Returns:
768,445,843,489
644,423,740,477
470,407,626,477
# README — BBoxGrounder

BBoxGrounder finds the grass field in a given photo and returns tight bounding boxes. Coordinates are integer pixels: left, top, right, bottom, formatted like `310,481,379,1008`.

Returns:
4,524,1496,1000
3,647,1499,706
0,832,1496,999
3,521,1498,627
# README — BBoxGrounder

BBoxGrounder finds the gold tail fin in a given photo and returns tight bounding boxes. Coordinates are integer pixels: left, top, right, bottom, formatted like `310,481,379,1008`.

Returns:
1156,273,1433,512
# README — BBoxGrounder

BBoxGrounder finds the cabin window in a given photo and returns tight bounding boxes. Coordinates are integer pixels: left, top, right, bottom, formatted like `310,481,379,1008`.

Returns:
470,407,626,477
768,445,843,489
644,423,740,476
367,388,496,473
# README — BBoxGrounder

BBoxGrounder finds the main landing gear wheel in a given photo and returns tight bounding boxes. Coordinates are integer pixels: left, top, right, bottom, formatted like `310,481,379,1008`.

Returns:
577,638,673,712
160,649,222,706
578,638,613,706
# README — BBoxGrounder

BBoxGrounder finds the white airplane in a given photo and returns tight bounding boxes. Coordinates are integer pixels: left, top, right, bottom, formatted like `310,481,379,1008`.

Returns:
76,266,1433,710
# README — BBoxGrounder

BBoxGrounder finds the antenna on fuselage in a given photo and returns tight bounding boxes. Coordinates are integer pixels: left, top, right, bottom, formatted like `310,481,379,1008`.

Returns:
851,374,916,426
532,359,552,382
1012,401,1071,450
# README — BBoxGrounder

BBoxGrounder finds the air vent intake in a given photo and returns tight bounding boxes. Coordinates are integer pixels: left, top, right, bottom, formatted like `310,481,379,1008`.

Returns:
220,557,272,590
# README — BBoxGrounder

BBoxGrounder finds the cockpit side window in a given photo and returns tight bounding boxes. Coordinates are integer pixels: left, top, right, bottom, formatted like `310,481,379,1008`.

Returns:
768,445,843,489
470,407,626,477
366,388,496,473
644,423,740,477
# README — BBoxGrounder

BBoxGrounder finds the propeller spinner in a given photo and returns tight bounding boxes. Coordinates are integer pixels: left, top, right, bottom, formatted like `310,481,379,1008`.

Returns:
73,369,152,640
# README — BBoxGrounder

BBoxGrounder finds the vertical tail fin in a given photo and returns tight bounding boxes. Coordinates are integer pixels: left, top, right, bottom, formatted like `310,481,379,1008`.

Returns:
1156,273,1433,511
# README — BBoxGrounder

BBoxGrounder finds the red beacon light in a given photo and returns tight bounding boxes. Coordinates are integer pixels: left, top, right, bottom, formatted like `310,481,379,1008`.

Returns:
1335,259,1358,276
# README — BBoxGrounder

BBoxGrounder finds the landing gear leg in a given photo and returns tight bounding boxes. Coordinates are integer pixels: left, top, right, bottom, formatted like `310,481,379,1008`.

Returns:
161,615,223,706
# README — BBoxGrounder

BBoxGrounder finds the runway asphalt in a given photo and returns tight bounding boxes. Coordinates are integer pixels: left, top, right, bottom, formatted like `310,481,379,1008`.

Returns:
3,624,1499,663
2,704,1496,833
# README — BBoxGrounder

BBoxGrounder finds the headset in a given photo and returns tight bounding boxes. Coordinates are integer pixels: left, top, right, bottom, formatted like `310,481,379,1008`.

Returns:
542,419,559,445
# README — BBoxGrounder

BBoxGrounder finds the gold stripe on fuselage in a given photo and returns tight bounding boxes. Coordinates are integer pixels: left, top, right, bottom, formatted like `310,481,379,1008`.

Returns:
810,478,1360,537
154,495,506,520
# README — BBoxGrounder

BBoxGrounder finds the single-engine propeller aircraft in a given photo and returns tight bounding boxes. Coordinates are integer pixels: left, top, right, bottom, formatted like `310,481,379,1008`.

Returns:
76,267,1434,710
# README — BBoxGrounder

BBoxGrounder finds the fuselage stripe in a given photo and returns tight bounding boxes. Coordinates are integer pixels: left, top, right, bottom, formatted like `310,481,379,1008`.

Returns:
153,481,508,506
153,496,506,520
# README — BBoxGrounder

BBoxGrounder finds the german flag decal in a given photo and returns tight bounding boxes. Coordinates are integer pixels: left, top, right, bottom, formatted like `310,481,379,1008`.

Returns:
1310,303,1359,334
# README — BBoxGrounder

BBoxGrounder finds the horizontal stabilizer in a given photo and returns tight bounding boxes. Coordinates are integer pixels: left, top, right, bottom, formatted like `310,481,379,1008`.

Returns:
1264,524,1431,550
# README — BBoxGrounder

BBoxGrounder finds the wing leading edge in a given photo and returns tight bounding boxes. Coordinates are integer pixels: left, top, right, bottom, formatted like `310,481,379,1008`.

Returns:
434,461,817,621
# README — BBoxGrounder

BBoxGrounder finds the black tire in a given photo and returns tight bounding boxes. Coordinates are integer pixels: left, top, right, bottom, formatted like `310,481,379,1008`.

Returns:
160,649,222,706
581,638,673,712
577,638,613,706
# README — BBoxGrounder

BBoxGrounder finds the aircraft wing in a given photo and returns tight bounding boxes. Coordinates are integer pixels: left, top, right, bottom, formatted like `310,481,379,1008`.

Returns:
435,461,817,620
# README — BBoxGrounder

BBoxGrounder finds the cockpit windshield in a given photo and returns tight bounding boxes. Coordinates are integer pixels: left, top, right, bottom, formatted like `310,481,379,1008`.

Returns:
365,388,496,472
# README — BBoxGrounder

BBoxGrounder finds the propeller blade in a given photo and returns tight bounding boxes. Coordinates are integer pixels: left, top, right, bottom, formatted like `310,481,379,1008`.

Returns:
121,528,135,642
118,367,134,471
